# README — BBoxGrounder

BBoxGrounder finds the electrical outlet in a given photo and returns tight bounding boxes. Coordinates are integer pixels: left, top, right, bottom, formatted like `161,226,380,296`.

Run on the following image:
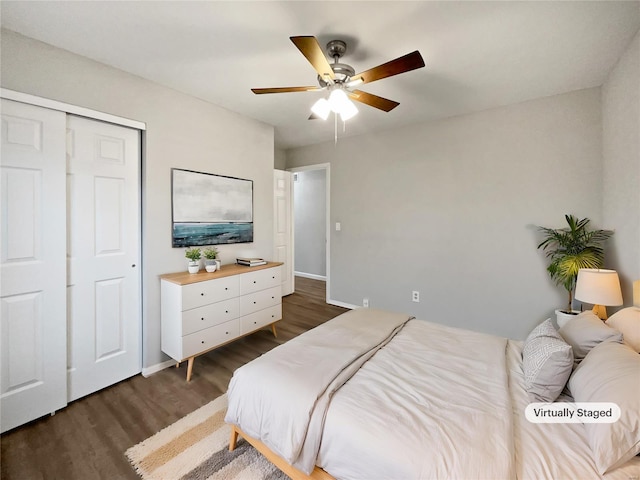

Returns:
363,298,369,308
412,291,420,303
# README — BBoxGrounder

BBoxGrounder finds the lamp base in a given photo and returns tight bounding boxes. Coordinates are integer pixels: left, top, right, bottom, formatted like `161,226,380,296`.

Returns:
592,304,608,321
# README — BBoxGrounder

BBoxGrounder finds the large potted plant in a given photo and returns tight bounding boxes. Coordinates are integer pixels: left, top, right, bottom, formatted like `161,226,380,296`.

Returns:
537,214,613,325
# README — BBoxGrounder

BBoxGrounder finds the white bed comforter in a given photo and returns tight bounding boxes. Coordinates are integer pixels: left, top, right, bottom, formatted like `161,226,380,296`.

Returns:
225,308,412,474
317,318,514,480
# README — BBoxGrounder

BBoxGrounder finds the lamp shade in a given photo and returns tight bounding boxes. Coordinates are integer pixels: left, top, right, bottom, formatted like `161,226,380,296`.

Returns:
634,280,640,307
575,269,623,306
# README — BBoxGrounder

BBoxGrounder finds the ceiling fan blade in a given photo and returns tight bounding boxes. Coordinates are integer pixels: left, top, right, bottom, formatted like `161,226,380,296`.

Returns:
348,90,399,112
290,36,336,81
350,50,425,85
251,86,321,94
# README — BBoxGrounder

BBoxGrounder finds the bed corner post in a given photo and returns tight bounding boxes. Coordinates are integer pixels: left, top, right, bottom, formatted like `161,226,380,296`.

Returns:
229,425,239,451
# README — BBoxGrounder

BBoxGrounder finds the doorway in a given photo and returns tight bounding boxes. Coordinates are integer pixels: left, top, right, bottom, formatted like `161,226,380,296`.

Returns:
289,164,330,301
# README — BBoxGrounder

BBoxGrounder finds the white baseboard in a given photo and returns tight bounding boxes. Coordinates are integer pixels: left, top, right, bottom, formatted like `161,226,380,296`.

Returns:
142,359,175,377
294,271,327,281
327,298,359,310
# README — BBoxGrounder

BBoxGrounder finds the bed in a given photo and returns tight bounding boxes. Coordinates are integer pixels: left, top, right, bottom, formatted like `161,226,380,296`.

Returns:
225,307,640,480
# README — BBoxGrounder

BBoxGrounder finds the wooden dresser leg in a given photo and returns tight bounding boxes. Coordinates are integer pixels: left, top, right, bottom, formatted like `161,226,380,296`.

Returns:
186,356,194,382
229,425,239,451
271,323,278,338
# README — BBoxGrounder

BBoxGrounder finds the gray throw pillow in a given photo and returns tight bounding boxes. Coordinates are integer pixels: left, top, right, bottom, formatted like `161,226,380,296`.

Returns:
522,319,574,402
559,311,623,367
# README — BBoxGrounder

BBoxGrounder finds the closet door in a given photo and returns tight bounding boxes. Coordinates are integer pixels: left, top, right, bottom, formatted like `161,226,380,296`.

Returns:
66,116,141,401
0,99,67,433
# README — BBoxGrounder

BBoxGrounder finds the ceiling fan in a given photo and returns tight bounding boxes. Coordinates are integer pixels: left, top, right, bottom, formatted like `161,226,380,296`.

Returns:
251,36,425,120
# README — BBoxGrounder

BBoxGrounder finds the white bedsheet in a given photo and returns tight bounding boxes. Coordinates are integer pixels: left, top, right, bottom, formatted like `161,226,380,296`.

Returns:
225,308,411,474
317,319,514,480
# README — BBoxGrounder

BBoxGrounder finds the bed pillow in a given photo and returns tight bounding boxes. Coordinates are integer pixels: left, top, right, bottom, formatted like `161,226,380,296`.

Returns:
558,311,623,367
568,340,640,474
522,319,573,402
606,307,640,353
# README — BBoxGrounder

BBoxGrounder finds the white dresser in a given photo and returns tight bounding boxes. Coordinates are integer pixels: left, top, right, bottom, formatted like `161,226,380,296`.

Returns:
160,262,282,380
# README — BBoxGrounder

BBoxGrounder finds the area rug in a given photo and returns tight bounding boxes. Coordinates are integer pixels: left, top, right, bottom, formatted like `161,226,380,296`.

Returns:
125,394,287,480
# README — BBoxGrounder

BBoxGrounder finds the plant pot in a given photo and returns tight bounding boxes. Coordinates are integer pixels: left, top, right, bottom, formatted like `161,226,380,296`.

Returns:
205,259,217,273
187,260,200,274
215,259,222,270
555,309,580,329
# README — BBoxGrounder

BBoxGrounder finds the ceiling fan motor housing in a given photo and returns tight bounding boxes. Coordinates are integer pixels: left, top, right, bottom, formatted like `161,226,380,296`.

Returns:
318,40,355,86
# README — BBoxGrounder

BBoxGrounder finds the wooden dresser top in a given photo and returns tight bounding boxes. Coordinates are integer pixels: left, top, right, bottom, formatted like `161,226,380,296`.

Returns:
160,262,283,286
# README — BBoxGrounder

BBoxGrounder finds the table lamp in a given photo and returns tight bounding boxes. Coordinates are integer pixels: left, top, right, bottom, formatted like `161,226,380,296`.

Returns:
575,268,623,320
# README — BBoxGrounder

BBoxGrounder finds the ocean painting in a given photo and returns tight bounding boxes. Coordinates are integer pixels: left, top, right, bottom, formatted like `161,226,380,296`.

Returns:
171,169,253,247
172,222,253,247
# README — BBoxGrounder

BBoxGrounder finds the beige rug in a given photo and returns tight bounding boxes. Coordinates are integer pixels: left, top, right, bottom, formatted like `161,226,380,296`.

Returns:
125,394,287,480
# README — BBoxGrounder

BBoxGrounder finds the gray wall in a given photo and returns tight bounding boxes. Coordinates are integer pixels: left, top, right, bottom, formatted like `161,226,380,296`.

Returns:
602,31,640,306
288,88,604,339
293,169,326,277
1,29,275,369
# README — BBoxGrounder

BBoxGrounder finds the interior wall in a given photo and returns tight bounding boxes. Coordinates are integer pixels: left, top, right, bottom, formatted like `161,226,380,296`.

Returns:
293,169,326,278
1,29,275,369
602,30,640,306
287,88,603,340
274,147,287,170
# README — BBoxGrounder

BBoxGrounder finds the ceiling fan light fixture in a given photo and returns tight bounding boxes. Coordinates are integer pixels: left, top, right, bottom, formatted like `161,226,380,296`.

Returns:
328,88,350,113
339,100,358,121
311,98,331,120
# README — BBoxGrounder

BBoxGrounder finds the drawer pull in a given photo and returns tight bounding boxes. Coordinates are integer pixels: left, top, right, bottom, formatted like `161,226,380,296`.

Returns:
201,340,205,344
253,280,257,284
272,296,275,299
253,301,257,304
201,317,204,321
272,276,275,279
253,321,257,324
225,310,229,313
225,287,228,290
200,293,205,296
225,331,229,335
272,315,275,318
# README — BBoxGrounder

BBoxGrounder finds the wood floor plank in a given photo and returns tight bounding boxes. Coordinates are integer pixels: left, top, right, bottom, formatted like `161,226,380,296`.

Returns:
1,277,347,480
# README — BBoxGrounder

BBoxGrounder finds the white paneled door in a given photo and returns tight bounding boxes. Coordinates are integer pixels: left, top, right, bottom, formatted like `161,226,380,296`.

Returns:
1,100,68,433
66,116,141,401
274,170,294,295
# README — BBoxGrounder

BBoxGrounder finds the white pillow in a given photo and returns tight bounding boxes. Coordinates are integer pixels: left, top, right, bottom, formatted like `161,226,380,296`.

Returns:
568,340,640,474
606,307,640,352
559,311,623,367
522,319,573,402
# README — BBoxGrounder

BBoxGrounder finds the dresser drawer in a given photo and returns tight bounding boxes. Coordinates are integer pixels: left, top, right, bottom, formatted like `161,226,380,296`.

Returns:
182,319,240,359
239,285,281,316
240,266,281,295
240,304,282,335
181,298,239,336
181,276,240,310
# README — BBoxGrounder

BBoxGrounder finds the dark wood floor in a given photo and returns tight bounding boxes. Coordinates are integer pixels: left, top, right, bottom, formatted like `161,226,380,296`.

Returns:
1,277,346,480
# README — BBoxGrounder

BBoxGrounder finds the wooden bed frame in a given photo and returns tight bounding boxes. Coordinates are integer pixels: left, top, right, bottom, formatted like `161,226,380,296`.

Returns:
229,424,336,480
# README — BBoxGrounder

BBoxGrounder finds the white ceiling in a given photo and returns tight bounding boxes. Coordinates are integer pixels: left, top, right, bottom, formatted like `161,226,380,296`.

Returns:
2,1,639,149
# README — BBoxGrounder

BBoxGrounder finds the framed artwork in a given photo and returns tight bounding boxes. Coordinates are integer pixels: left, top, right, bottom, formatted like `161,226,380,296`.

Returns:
171,168,253,247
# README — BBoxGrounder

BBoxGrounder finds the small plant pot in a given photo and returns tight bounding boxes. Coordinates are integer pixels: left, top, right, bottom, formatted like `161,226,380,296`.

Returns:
205,259,217,273
555,309,580,329
215,259,222,270
187,261,200,274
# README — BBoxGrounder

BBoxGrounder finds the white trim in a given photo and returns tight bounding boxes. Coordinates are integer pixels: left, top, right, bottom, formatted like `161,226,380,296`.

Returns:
294,271,327,281
327,298,358,310
288,163,331,303
1,88,146,130
142,359,176,377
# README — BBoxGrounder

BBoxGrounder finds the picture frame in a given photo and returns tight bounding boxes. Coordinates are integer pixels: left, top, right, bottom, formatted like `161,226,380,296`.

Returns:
171,168,253,247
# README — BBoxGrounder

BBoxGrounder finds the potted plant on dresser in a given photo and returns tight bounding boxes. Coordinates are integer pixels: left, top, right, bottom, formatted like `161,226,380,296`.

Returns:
536,214,614,327
185,247,201,274
203,246,219,272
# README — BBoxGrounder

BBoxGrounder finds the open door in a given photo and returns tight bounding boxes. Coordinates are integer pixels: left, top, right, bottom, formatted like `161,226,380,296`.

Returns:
274,170,294,295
